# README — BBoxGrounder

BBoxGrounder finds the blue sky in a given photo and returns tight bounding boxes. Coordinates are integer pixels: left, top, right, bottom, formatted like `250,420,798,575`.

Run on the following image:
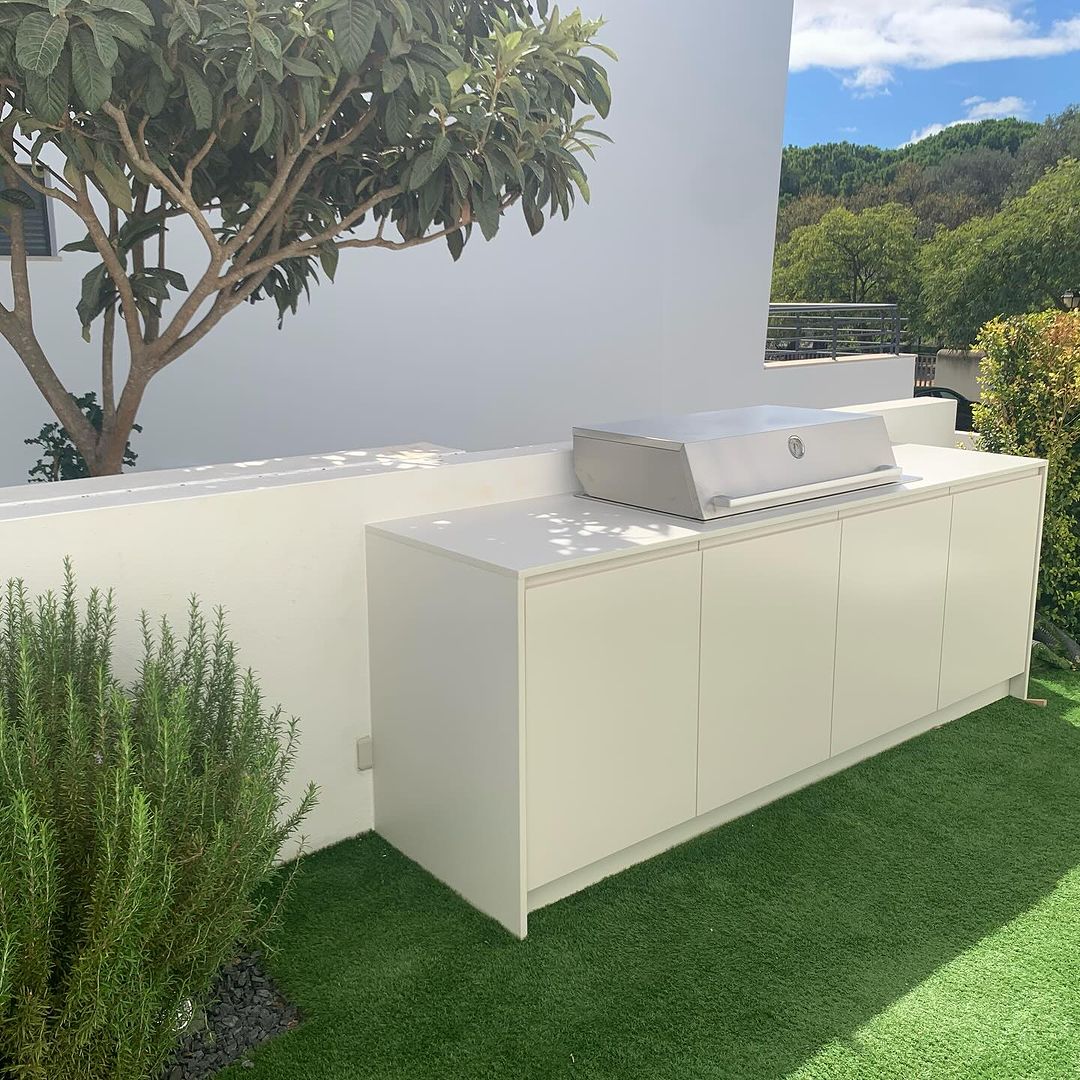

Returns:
783,0,1080,147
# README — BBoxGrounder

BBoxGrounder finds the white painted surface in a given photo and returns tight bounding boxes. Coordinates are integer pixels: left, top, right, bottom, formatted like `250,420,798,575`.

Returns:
831,497,953,756
935,352,984,401
525,551,700,890
0,443,576,853
367,534,526,935
368,443,1044,578
697,521,840,814
836,397,957,449
367,445,1046,933
939,475,1044,708
765,354,917,411
0,420,1046,865
0,0,796,485
529,680,1011,913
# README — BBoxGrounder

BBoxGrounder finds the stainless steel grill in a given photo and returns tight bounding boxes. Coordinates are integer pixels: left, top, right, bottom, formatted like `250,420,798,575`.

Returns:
573,405,901,521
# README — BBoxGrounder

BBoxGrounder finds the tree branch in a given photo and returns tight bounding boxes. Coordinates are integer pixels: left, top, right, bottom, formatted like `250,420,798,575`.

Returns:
104,102,223,258
0,309,100,458
102,204,118,422
69,172,146,358
222,76,362,262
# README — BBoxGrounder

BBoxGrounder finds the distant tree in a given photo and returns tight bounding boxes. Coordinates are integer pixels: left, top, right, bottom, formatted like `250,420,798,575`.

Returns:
1009,107,1080,196
772,204,920,309
918,159,1080,347
25,392,140,481
774,192,840,246
778,118,1041,204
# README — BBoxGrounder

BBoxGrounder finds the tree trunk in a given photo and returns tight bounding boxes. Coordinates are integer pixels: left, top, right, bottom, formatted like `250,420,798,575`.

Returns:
94,368,149,476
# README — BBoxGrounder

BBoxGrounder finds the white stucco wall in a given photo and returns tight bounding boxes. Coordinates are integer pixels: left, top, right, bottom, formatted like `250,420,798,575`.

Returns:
0,0,810,485
0,399,952,852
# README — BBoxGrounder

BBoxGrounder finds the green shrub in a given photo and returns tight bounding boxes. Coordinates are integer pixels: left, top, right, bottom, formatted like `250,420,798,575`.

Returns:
0,565,315,1079
975,310,1080,635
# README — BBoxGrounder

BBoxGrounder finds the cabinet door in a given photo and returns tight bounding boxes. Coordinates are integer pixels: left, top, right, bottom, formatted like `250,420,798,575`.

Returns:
832,497,952,755
697,521,840,815
939,475,1043,708
525,551,701,890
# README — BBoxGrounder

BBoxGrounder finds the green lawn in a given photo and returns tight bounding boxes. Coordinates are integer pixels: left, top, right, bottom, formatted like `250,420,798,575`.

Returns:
223,670,1080,1080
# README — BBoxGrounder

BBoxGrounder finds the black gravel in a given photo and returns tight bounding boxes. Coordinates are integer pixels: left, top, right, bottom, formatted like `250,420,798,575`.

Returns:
163,953,300,1078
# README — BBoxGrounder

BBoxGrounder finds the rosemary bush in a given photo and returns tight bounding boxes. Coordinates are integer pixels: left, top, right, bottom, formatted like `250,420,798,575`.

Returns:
0,566,315,1079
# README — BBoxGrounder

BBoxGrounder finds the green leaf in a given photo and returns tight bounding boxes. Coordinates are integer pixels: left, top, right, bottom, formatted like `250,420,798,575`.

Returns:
522,196,544,236
331,0,376,73
61,233,98,252
381,59,406,93
236,46,255,96
143,64,166,114
25,62,69,124
15,11,68,75
472,189,500,240
71,29,111,110
431,132,449,168
251,83,275,151
92,156,131,211
82,9,145,47
175,0,199,36
77,263,111,337
47,0,69,14
385,90,410,143
388,0,411,34
0,188,35,208
181,63,211,129
82,14,117,66
407,148,437,190
446,226,464,261
252,22,280,59
446,65,469,95
318,242,338,281
283,55,321,78
88,0,153,26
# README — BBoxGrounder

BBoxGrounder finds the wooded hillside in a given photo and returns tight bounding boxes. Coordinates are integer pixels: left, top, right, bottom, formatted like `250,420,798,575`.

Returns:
773,109,1080,348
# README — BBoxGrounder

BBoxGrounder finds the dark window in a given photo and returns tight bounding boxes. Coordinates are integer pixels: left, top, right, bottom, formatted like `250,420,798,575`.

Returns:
0,182,55,257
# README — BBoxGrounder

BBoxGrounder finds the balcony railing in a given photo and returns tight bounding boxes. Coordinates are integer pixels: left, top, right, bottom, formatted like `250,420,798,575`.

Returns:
766,303,907,362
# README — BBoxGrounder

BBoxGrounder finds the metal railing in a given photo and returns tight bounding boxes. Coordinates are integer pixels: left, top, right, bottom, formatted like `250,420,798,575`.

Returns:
766,303,907,362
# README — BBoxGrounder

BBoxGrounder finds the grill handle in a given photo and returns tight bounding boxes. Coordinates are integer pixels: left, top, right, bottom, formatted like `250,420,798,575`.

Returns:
709,465,904,513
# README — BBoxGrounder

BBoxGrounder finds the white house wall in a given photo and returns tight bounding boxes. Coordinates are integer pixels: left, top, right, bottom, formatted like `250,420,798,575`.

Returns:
0,0,804,484
0,398,954,853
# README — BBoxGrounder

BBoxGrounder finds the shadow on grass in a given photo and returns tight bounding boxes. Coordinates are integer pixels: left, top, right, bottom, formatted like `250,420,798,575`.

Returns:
226,672,1080,1080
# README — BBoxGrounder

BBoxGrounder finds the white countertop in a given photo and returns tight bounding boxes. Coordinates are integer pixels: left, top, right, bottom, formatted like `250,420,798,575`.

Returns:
368,444,1045,579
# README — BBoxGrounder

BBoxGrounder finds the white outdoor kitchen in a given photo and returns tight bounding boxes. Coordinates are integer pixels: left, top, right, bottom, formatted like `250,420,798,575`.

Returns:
367,406,1047,938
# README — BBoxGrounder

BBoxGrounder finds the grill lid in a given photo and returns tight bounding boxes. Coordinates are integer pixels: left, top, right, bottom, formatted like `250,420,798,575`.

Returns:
573,405,900,521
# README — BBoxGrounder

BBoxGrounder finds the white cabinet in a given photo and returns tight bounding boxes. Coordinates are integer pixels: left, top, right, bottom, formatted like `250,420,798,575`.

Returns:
697,521,840,815
525,551,701,889
367,447,1046,936
939,475,1043,707
832,497,952,755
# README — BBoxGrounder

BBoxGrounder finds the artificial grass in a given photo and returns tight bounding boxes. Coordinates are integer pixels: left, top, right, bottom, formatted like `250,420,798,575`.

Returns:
221,670,1080,1080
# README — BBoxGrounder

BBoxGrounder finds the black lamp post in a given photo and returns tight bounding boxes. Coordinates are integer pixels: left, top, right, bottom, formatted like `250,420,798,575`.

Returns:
1063,288,1080,311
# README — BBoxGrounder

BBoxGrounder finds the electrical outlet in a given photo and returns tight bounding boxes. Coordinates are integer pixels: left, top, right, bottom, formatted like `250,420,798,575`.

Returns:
356,736,373,771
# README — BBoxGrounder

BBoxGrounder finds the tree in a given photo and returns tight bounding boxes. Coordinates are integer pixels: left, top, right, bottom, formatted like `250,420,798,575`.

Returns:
919,159,1080,347
25,391,140,481
772,203,920,308
0,0,613,476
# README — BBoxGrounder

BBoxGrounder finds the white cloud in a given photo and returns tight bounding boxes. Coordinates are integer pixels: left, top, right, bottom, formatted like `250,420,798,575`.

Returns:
791,0,1080,94
905,94,1032,144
